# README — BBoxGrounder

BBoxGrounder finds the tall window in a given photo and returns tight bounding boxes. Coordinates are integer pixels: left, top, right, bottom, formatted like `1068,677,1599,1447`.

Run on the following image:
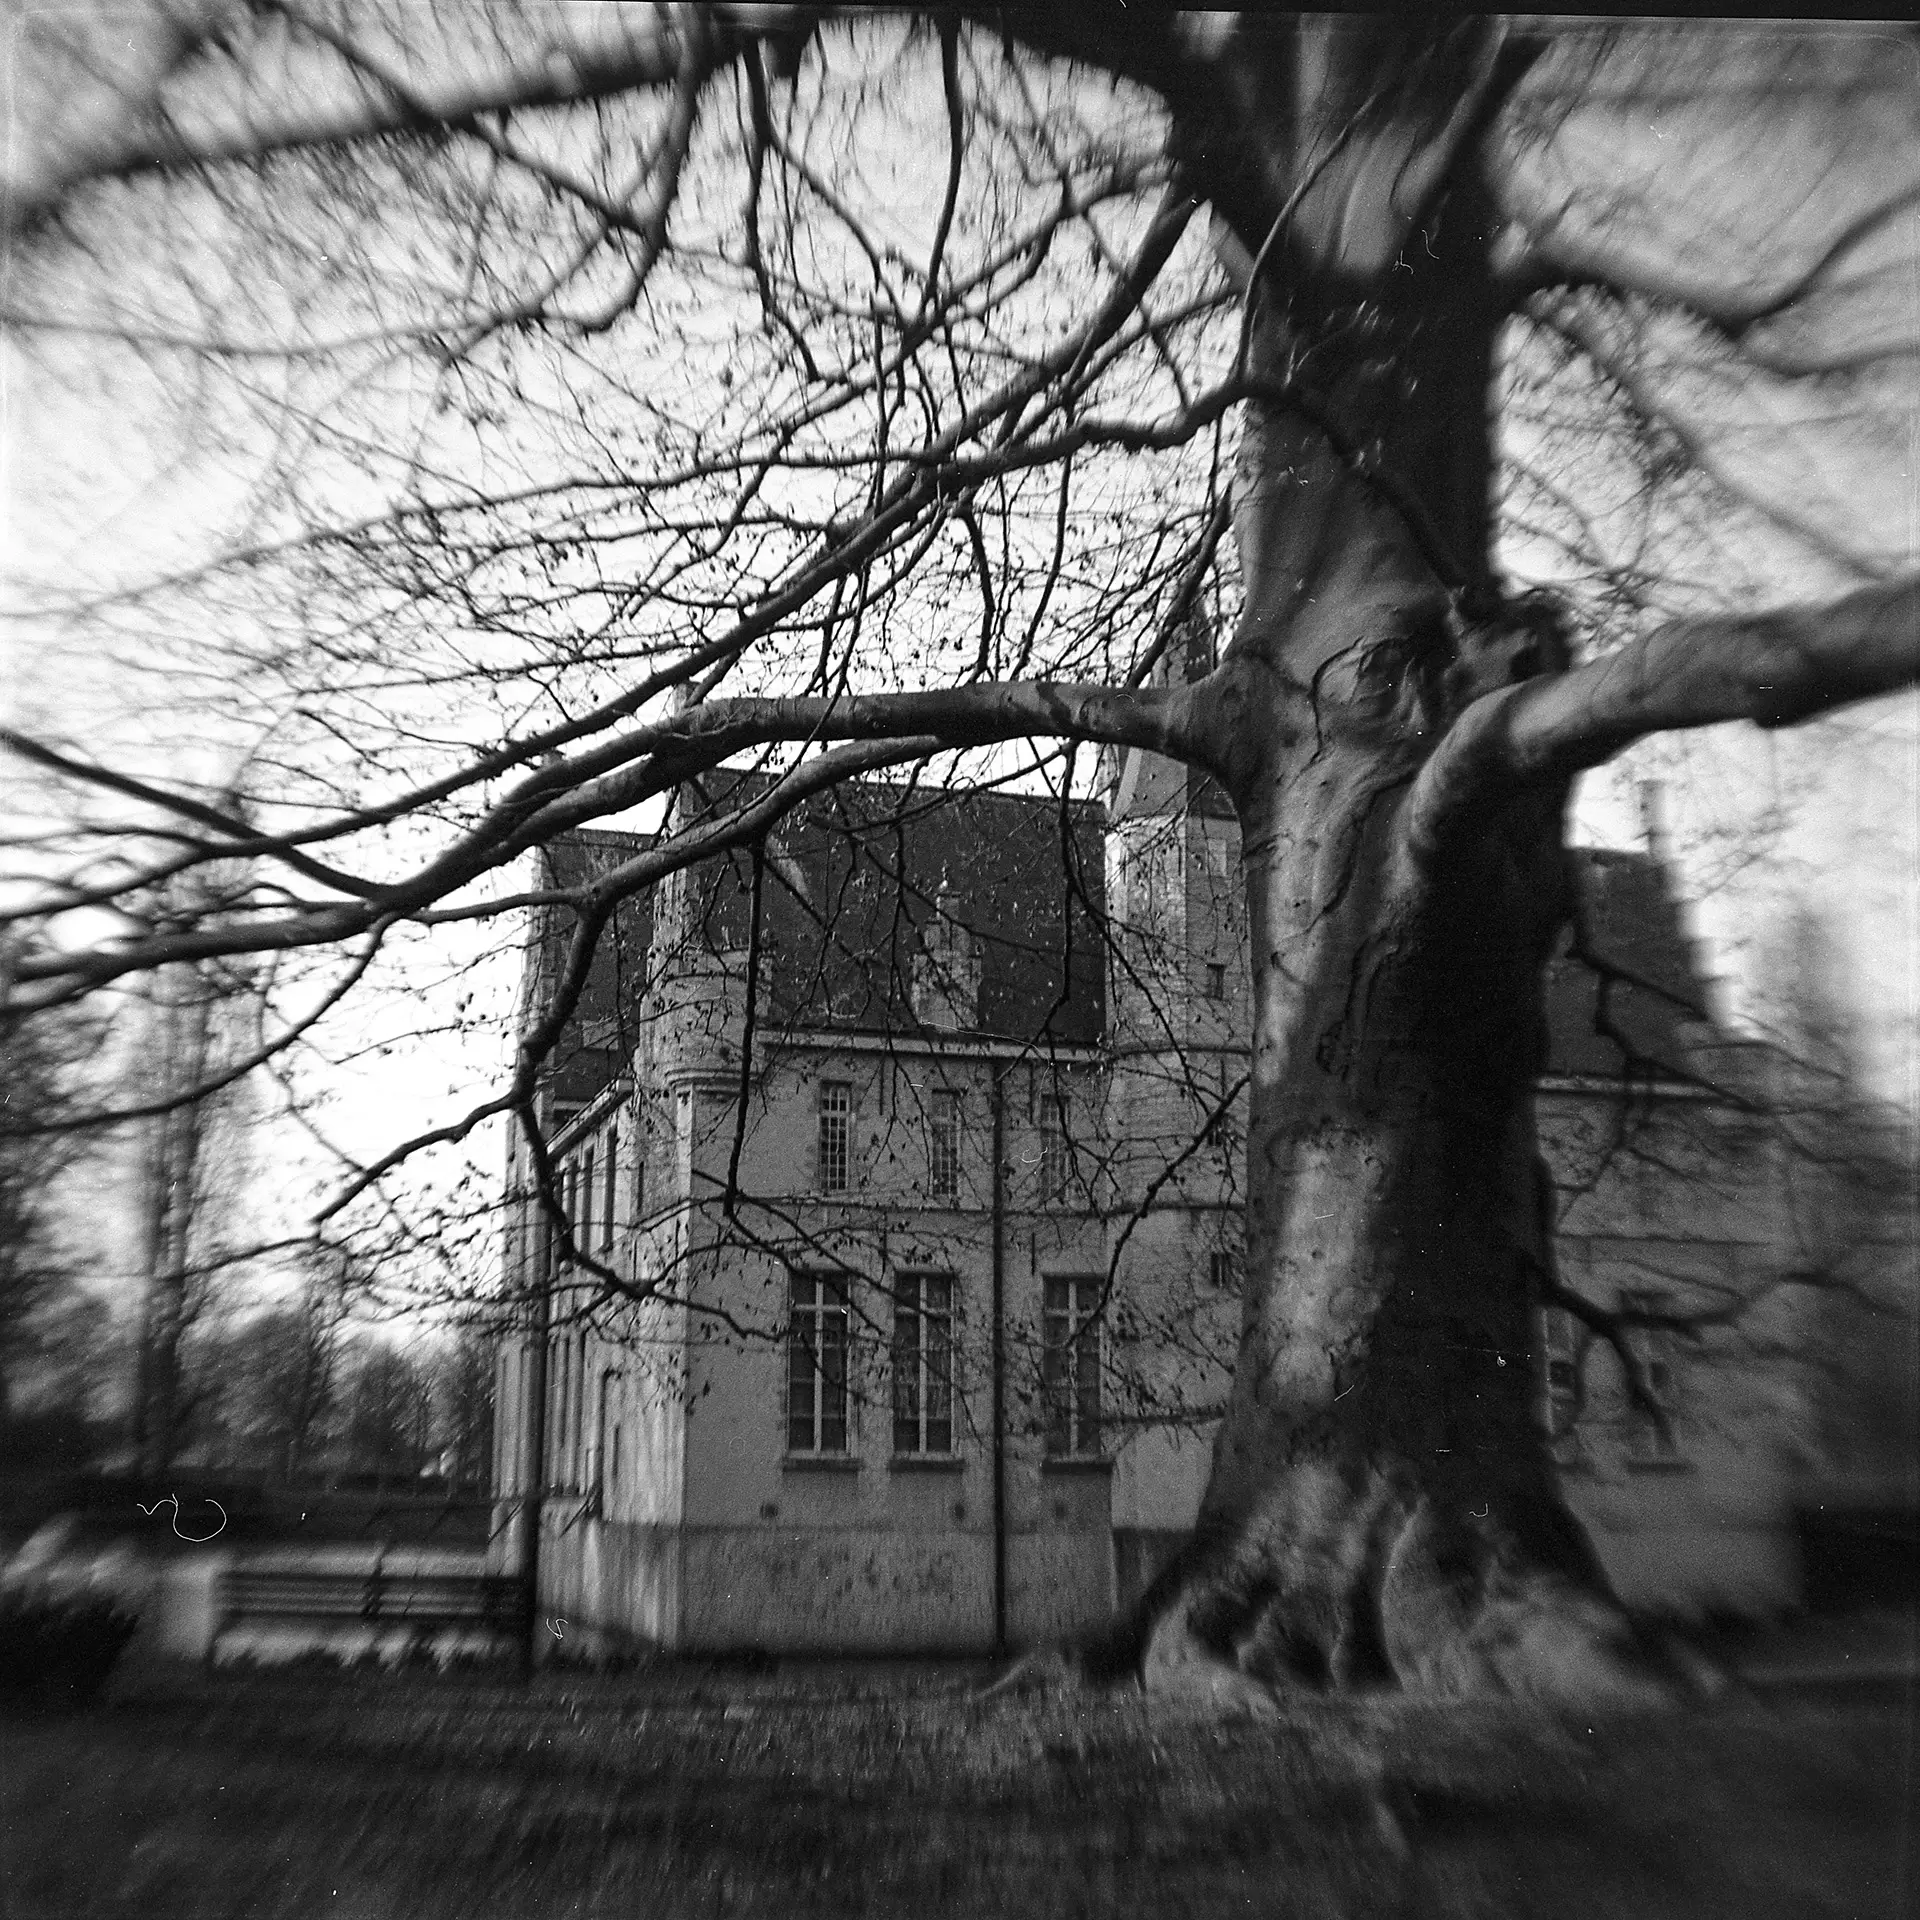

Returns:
593,1370,618,1512
929,1090,961,1202
1042,1276,1102,1458
1540,1307,1583,1455
550,1334,581,1490
818,1081,852,1192
1038,1094,1070,1205
560,1159,580,1260
580,1143,596,1249
675,1090,694,1192
601,1125,618,1254
787,1273,850,1454
892,1274,954,1455
1622,1290,1681,1461
1128,839,1168,928
564,1336,579,1482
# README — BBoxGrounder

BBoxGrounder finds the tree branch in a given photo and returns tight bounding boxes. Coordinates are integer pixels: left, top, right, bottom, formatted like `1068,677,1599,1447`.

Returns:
1534,294,1904,581
8,677,1184,1000
3,1,759,236
1404,576,1920,861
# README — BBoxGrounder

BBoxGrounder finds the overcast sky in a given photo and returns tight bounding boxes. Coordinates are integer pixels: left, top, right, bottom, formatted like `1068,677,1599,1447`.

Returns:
3,19,1915,1334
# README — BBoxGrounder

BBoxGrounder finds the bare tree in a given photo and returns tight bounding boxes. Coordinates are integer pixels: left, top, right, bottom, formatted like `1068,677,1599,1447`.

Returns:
211,1249,354,1480
0,949,102,1453
127,944,265,1478
423,1325,494,1492
3,10,1918,1700
338,1338,435,1487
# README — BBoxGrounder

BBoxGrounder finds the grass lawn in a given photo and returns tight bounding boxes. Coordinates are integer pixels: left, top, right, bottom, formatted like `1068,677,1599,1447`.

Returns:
1,1657,1911,1919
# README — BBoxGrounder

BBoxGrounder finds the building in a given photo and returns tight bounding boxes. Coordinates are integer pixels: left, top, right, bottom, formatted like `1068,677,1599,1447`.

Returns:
491,759,1852,1657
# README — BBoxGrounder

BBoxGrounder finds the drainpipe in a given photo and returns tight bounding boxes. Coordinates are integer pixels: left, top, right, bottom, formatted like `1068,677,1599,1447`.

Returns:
514,1202,552,1679
990,1068,1008,1657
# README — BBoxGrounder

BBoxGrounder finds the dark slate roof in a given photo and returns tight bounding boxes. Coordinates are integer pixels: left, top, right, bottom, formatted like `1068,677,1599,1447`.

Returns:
526,780,1108,1112
672,774,1108,1046
527,797,1714,1102
534,830,655,1109
1542,847,1713,1079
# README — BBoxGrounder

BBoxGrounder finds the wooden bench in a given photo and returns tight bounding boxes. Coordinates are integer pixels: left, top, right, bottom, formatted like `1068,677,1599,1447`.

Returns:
212,1562,525,1660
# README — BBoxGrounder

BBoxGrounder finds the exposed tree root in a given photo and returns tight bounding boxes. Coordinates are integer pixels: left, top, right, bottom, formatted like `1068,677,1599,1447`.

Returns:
1030,1468,1723,1710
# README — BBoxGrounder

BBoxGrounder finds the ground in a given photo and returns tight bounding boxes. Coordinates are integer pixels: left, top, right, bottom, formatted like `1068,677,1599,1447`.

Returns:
1,1634,1912,1919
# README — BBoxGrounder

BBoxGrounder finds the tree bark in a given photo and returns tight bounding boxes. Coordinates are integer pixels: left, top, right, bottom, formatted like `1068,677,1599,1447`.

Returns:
1135,682,1645,1697
1116,21,1666,1701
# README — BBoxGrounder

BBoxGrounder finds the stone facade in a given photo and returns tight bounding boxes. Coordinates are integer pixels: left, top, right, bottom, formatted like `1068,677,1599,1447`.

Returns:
492,769,1840,1655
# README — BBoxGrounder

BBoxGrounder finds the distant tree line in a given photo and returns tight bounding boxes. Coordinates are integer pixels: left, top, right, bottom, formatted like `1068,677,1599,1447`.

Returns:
2,925,493,1495
0,963,102,1465
6,1276,494,1496
195,1289,495,1494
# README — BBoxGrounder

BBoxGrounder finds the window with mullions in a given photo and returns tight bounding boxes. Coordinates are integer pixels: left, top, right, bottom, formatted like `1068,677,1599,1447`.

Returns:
545,1336,565,1485
1042,1276,1103,1458
892,1274,954,1456
1037,1094,1071,1205
559,1159,580,1260
787,1273,850,1454
1540,1307,1584,1458
1621,1290,1682,1462
601,1125,618,1255
548,1333,584,1491
592,1370,619,1513
674,1090,694,1194
928,1090,961,1202
818,1081,852,1192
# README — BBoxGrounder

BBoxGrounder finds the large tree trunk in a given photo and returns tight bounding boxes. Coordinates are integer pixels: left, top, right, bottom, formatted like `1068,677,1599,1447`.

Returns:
1137,694,1641,1698
1123,20,1664,1701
